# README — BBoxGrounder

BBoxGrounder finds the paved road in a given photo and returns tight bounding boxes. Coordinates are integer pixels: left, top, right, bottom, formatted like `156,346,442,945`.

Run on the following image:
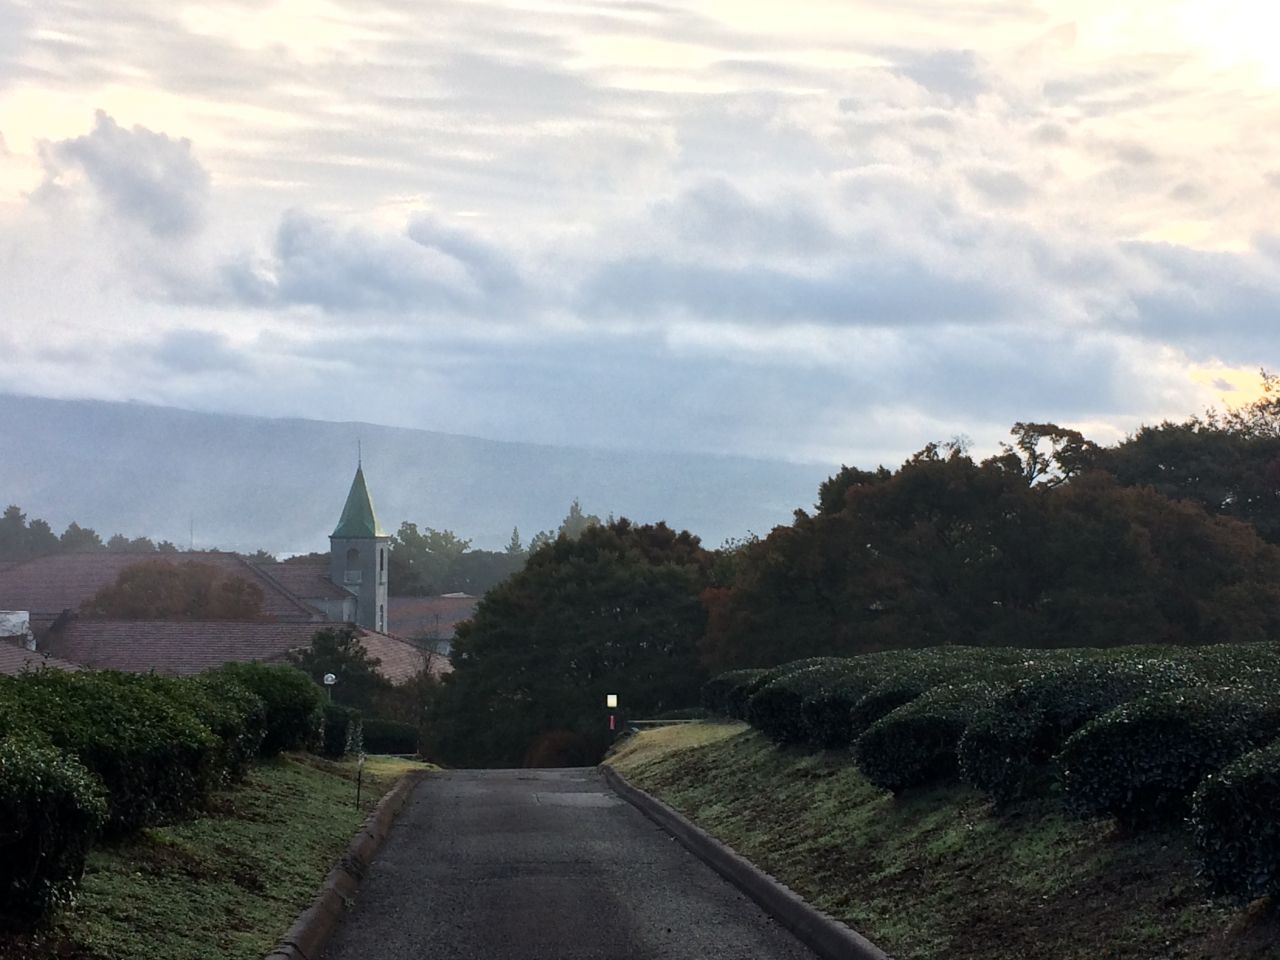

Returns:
322,768,820,960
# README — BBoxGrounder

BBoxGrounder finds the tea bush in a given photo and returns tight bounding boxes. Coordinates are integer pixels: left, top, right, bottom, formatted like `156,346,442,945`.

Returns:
1191,738,1280,901
209,662,323,756
702,669,769,718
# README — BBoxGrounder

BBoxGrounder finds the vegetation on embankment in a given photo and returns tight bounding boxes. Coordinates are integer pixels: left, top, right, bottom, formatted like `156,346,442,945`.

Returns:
610,725,1280,960
0,754,431,960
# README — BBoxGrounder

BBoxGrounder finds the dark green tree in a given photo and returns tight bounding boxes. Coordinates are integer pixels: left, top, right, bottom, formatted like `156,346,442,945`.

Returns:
288,625,391,713
424,520,713,767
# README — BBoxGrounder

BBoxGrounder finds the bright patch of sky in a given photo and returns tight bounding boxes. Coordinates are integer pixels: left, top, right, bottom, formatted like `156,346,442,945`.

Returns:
1,0,1278,466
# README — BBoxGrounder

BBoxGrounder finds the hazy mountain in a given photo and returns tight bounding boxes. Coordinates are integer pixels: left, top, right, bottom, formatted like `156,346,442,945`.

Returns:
0,394,834,554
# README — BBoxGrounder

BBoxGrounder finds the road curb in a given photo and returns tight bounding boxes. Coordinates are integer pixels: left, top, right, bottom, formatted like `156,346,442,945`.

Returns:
264,768,429,960
601,764,892,960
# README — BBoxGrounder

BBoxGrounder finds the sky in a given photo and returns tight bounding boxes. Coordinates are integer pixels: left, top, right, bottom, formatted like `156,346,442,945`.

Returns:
1,0,1279,469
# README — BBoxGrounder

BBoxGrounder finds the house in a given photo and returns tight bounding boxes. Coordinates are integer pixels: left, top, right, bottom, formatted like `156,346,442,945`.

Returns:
0,465,449,683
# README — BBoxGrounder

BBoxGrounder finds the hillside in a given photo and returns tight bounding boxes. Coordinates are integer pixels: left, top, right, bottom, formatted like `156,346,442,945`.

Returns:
0,394,829,554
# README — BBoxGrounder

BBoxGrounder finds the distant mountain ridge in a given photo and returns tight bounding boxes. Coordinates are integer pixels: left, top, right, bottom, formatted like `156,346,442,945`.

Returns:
0,394,832,554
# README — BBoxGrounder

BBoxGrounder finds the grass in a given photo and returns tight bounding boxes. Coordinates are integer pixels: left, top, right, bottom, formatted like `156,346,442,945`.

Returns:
611,724,1280,960
2,753,433,960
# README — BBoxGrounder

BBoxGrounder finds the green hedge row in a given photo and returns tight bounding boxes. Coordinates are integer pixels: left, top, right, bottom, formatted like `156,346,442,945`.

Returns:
1192,739,1280,902
701,668,768,718
0,661,328,928
321,704,363,759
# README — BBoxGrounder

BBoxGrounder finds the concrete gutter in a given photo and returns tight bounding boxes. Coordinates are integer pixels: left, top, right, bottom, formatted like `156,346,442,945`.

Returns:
601,764,892,960
264,769,428,960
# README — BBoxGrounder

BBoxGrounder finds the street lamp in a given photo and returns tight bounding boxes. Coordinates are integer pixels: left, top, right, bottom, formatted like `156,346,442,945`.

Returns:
323,673,337,701
606,693,619,731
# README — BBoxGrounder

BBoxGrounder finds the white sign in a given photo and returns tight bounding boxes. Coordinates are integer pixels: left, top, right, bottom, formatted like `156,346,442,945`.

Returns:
606,693,618,708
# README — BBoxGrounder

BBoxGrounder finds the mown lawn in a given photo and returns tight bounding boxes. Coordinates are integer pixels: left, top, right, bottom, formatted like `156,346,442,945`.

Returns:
2,754,432,960
609,724,1280,960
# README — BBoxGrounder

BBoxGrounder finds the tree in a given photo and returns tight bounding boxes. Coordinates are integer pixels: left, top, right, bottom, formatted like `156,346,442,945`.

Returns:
986,422,1098,487
505,527,524,556
60,522,103,552
423,520,713,768
80,560,267,620
289,625,390,712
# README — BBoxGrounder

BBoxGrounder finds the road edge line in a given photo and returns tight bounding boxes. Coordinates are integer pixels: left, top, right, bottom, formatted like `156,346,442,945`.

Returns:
263,768,429,960
600,763,893,960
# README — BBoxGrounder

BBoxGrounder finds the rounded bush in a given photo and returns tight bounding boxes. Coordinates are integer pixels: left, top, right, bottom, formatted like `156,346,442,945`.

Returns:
1191,738,1280,902
0,671,220,833
1057,687,1280,829
746,660,864,744
959,658,1201,805
362,718,419,755
854,681,1006,793
209,663,324,756
193,671,268,779
321,704,363,759
701,669,768,718
0,736,106,926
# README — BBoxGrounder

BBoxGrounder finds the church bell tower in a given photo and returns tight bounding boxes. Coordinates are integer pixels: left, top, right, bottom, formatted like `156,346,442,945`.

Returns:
329,464,390,632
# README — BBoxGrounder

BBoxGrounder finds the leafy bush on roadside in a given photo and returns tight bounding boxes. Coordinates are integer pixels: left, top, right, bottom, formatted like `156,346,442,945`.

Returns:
209,662,323,756
321,704,363,759
746,660,865,744
959,658,1201,805
362,718,419,755
0,736,107,926
1058,687,1280,829
854,681,1006,792
702,669,768,718
1191,739,1280,901
0,671,219,832
193,671,268,779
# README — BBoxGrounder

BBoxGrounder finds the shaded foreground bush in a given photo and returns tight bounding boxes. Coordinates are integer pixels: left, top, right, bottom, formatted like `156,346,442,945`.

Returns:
746,659,866,744
0,738,106,925
701,668,768,718
0,671,219,833
1057,688,1280,829
1192,739,1280,901
211,662,324,756
854,681,1006,792
321,704,363,759
362,718,418,755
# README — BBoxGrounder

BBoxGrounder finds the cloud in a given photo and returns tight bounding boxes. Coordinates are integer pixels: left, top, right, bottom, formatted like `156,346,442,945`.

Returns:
151,329,250,375
651,179,838,257
965,167,1034,207
214,209,525,316
39,110,210,239
891,49,988,102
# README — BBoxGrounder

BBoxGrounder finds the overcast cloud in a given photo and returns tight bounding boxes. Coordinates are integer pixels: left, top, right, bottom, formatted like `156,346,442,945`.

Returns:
1,0,1279,468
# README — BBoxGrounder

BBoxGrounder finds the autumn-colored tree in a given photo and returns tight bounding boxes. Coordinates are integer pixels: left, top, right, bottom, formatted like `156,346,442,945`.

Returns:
80,560,267,620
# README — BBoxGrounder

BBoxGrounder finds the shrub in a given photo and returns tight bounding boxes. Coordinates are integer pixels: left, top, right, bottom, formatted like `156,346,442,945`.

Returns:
210,663,324,756
1191,739,1280,901
0,671,219,832
0,736,106,926
746,660,864,744
854,681,1006,792
193,671,268,779
321,704,363,759
701,669,768,717
362,718,419,755
959,658,1201,805
1058,687,1280,829
795,651,916,748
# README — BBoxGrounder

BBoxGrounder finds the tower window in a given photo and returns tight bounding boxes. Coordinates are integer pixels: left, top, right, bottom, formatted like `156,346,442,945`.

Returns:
345,547,361,584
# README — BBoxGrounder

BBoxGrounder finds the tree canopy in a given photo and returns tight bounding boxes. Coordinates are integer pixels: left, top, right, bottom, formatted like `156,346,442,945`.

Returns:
288,625,390,712
80,559,267,620
424,519,715,767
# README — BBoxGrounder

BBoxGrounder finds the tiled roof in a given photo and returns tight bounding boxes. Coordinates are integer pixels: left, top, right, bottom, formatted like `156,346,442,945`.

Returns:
254,560,351,601
358,629,452,682
387,595,478,641
0,640,82,675
42,619,442,683
0,552,324,630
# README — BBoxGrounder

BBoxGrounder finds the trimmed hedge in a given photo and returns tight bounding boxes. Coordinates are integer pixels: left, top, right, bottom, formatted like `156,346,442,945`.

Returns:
854,681,1006,792
362,718,419,755
0,737,107,926
209,662,324,756
1058,687,1280,829
1191,738,1280,901
193,671,268,779
746,660,866,744
321,704,363,759
0,671,219,833
959,658,1201,805
702,669,768,718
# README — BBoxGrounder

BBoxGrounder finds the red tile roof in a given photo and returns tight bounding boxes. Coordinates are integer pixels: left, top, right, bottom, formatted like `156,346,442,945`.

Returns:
0,552,323,630
42,619,445,683
388,595,478,641
253,560,352,601
0,640,82,675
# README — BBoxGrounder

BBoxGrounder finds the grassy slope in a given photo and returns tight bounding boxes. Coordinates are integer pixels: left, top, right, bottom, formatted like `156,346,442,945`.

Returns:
610,724,1280,960
3,754,431,960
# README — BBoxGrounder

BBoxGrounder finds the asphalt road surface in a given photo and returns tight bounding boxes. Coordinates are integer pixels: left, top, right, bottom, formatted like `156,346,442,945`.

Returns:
321,768,821,960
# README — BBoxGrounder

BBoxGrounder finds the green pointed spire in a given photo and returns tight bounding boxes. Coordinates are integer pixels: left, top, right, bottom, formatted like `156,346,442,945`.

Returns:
332,465,387,539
